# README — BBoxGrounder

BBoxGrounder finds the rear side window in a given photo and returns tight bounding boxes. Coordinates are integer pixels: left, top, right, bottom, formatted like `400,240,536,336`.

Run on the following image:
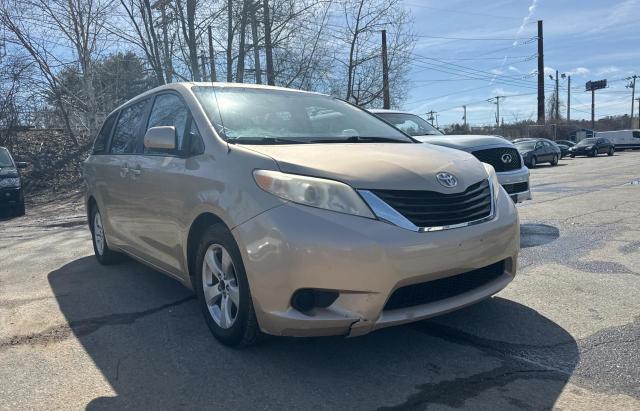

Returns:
633,131,640,139
146,93,188,154
93,114,117,154
110,99,148,154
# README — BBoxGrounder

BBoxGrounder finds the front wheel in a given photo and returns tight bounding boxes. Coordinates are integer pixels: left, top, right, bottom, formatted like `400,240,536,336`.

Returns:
590,148,597,157
195,223,261,348
550,155,558,166
529,156,536,168
608,148,614,156
90,206,123,265
570,154,575,158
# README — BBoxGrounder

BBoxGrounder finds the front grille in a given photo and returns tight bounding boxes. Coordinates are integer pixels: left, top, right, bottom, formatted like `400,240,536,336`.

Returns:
384,261,505,311
370,179,492,228
0,188,20,203
502,181,528,194
472,147,521,172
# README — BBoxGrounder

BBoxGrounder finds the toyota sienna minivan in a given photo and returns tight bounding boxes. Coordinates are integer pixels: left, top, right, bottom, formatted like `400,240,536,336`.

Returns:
84,83,519,347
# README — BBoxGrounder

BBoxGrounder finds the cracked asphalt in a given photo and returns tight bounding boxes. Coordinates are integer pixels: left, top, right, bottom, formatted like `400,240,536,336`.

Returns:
1,152,639,410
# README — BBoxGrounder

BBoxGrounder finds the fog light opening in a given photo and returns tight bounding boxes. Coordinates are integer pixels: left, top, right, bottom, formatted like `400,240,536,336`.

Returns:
291,289,339,312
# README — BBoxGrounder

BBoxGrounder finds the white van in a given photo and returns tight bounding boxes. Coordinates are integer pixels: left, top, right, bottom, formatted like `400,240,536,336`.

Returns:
595,130,640,150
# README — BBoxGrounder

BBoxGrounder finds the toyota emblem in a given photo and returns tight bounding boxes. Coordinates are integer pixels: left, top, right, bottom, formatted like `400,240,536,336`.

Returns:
436,172,458,188
501,153,513,164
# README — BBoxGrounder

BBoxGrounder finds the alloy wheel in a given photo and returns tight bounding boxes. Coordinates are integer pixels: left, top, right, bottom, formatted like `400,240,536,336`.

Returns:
202,244,240,329
93,212,105,256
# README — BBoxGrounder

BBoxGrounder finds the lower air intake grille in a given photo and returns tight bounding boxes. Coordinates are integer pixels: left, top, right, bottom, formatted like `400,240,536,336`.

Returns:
384,261,505,311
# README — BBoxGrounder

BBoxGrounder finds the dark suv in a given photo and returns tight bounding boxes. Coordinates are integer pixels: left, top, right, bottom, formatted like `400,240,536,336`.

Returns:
568,138,615,157
0,147,27,216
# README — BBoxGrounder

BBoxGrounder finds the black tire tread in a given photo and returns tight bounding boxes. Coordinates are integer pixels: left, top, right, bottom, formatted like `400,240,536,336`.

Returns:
194,223,262,348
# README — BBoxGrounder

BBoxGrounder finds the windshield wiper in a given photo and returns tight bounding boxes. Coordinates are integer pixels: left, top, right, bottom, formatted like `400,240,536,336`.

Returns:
227,137,309,145
309,136,412,144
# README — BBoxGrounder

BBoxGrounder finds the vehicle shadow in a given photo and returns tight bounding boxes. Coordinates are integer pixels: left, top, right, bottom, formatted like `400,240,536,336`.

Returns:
49,257,578,410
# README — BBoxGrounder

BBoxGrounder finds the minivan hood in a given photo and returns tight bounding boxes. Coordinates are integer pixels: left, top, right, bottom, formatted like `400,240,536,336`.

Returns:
241,143,488,192
414,135,511,152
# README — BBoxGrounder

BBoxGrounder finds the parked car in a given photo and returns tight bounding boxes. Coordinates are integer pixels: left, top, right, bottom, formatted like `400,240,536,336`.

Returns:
370,109,531,203
556,143,570,158
84,83,520,347
568,137,615,157
514,139,561,168
0,147,27,217
555,140,575,147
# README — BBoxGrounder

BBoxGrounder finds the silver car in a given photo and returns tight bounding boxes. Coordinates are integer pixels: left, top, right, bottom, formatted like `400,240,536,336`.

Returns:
371,109,532,203
84,83,519,347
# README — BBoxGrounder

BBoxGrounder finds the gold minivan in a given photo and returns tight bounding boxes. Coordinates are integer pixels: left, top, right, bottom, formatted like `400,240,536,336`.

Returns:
84,83,519,347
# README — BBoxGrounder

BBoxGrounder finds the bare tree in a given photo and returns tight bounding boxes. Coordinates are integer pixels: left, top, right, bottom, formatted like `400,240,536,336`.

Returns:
0,1,78,143
338,0,414,107
175,0,200,80
116,0,166,85
35,0,114,134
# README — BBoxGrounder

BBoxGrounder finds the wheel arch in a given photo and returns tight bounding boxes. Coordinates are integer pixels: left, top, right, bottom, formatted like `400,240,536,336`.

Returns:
186,212,230,287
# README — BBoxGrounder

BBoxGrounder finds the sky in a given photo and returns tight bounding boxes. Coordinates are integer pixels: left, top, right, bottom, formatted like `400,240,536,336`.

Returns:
402,0,640,127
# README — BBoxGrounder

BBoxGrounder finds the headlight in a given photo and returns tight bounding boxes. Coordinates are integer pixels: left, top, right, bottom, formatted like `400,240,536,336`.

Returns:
482,163,500,202
253,169,375,218
0,177,20,188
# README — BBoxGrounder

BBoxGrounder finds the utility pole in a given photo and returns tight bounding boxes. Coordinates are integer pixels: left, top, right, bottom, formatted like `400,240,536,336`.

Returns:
566,75,571,122
381,30,390,109
555,70,559,121
537,20,545,124
627,75,637,128
591,87,595,129
637,98,640,128
488,96,502,128
426,110,436,126
462,105,467,128
208,26,217,82
200,51,207,82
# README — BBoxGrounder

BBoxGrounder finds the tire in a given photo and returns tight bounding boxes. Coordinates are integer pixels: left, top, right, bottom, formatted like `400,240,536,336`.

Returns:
529,156,536,168
589,149,597,157
550,155,558,166
608,148,614,156
570,154,575,158
194,223,261,348
90,205,123,265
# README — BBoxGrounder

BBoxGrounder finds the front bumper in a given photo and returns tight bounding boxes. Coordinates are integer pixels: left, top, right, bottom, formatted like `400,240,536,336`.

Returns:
497,167,531,203
0,187,23,207
232,188,519,337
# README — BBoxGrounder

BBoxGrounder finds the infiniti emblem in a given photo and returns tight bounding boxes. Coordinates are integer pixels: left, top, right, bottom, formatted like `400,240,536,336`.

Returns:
501,153,513,164
436,172,458,188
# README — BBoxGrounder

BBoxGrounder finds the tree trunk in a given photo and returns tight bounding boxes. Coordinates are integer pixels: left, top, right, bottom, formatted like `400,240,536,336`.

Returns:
346,0,365,102
250,9,262,84
262,0,275,85
226,0,233,81
187,0,200,81
236,0,249,83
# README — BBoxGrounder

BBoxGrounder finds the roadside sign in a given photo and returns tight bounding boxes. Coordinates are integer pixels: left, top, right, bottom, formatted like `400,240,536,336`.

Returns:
586,79,607,91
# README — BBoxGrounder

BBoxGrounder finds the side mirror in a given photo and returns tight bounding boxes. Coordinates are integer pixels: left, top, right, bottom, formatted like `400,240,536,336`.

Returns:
144,126,176,150
16,162,28,169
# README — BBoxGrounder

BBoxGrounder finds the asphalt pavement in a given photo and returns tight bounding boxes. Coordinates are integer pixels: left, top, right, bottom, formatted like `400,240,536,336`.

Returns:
0,151,639,410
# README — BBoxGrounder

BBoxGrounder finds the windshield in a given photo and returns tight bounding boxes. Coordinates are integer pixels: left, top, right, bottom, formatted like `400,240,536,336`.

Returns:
192,86,413,144
0,148,14,167
577,138,596,146
374,112,443,136
514,141,536,151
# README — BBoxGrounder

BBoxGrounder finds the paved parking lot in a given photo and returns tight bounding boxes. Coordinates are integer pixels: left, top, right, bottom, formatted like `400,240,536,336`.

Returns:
1,152,639,410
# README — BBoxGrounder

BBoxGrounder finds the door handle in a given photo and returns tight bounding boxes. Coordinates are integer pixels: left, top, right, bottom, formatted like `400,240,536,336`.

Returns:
120,164,130,177
130,165,142,177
